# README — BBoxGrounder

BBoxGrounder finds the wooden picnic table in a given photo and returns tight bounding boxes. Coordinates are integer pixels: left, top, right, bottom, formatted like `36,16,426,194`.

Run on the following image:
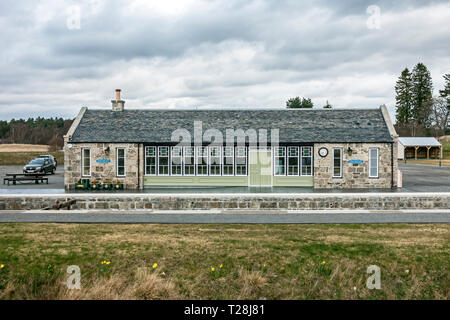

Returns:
3,173,49,185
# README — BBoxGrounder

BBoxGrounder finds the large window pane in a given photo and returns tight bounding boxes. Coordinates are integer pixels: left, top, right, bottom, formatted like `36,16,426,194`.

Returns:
183,146,195,175
235,146,247,176
209,146,221,176
301,146,312,176
171,146,182,175
287,147,299,176
274,147,285,176
196,146,208,175
158,146,169,175
223,146,234,175
145,146,156,175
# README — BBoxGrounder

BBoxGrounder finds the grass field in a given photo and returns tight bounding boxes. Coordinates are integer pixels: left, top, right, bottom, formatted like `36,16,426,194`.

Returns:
0,144,50,153
0,223,448,300
0,151,63,166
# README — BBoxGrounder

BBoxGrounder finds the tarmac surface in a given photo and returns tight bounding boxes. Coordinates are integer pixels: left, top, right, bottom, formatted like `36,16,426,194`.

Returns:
0,210,449,224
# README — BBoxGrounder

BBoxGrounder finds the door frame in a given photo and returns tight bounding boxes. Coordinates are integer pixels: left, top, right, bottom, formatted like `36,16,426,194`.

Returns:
248,148,273,187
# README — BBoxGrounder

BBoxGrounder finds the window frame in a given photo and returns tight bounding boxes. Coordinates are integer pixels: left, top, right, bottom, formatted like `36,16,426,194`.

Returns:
287,146,299,176
300,146,313,176
273,146,286,176
209,146,222,176
235,146,247,176
222,146,234,176
170,146,183,176
144,146,157,176
332,148,343,178
369,147,379,178
157,146,170,176
196,146,209,176
81,148,91,177
116,147,126,177
183,146,196,176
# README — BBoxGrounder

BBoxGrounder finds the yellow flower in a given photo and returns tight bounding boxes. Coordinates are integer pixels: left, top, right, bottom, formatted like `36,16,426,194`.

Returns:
322,261,326,265
153,263,158,269
106,261,110,265
263,264,267,267
219,264,223,269
0,264,4,268
211,267,215,272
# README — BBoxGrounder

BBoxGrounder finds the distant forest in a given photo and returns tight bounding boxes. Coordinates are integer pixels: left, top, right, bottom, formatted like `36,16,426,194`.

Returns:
0,117,74,149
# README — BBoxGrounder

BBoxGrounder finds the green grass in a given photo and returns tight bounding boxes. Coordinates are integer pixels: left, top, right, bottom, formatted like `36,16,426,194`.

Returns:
0,151,64,166
0,223,448,300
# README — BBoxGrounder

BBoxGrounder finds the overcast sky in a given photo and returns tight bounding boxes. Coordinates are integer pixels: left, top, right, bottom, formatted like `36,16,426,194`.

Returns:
0,0,449,120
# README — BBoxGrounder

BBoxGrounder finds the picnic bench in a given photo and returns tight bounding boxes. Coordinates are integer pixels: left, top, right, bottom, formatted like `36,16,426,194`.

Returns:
3,173,48,185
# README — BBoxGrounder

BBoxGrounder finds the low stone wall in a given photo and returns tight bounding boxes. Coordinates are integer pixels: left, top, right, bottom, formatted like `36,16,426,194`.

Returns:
0,193,449,211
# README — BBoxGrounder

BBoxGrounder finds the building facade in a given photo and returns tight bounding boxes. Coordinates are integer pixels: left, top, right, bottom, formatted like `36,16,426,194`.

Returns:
64,90,399,190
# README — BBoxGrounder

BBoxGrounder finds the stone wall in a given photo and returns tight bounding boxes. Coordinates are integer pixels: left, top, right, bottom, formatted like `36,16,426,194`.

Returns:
64,143,141,189
314,143,396,188
1,193,448,211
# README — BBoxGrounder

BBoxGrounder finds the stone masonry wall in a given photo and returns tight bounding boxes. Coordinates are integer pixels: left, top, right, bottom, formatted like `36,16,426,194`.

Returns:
314,143,395,188
1,194,448,211
64,143,140,189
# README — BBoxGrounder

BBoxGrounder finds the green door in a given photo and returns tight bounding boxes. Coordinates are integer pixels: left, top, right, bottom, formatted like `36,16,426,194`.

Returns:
249,150,272,187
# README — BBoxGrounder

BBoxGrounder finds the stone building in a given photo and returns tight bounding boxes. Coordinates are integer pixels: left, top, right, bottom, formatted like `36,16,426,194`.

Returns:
64,90,399,190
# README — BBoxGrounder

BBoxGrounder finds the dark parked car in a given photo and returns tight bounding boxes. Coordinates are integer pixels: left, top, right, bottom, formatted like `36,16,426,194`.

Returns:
39,154,57,170
23,158,54,174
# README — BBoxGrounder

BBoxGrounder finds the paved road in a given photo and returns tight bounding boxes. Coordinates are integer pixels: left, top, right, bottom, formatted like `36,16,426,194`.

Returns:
0,211,449,224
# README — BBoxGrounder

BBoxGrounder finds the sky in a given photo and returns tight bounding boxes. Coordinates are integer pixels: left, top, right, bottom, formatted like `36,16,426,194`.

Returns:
0,0,449,121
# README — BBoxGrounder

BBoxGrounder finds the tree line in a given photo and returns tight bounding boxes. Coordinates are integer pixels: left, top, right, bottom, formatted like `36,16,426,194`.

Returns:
0,117,73,149
395,63,449,137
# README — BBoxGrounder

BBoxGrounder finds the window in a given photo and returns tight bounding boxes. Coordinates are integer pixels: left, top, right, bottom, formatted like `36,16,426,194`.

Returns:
223,146,234,175
287,147,299,176
369,148,379,178
81,148,91,176
196,146,208,176
116,148,126,176
158,146,169,175
209,146,221,176
235,146,247,176
145,146,156,175
183,146,195,176
274,147,286,176
301,146,312,176
332,148,342,177
171,146,182,175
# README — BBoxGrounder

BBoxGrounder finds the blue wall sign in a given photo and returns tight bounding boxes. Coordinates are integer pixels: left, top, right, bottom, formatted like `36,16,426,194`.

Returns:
348,159,364,164
96,158,111,164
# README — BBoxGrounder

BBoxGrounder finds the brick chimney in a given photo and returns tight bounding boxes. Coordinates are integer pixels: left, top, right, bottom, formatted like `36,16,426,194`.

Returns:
112,89,125,111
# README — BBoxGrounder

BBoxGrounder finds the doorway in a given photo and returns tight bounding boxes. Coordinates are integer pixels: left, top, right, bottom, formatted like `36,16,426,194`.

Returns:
249,149,272,187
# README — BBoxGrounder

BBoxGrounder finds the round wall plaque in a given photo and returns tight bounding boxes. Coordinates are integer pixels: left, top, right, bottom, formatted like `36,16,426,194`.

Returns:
318,147,328,157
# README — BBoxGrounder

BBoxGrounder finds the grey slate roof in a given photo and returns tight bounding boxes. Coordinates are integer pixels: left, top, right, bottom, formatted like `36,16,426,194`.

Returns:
70,108,394,143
